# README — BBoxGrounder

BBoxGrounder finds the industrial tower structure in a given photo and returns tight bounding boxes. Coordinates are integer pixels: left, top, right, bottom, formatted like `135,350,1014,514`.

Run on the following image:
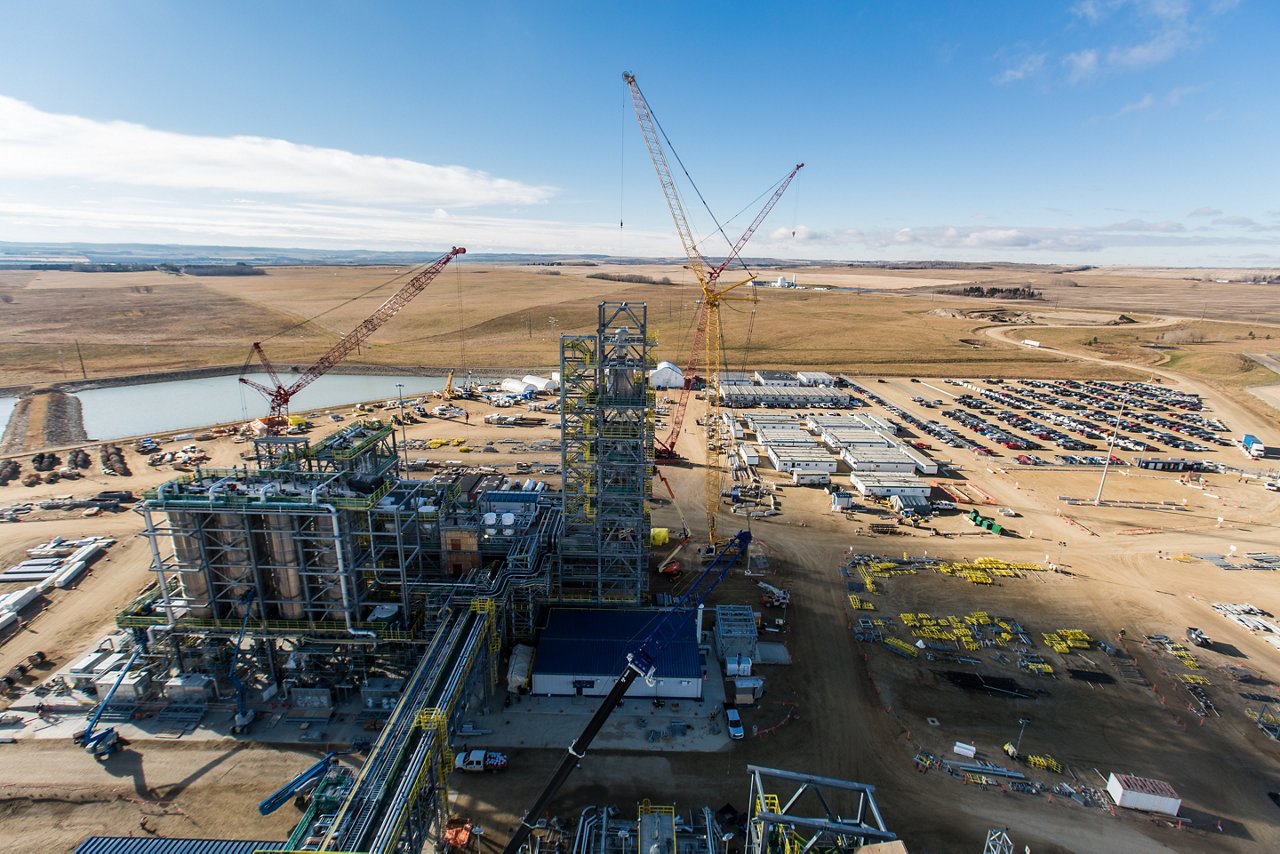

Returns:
558,302,655,603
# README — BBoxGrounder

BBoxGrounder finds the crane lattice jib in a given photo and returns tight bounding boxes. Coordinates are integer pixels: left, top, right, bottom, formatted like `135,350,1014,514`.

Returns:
241,246,465,421
623,73,708,292
708,162,803,282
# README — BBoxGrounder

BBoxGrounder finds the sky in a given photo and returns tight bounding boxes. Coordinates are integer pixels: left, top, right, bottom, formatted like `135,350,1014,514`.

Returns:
0,0,1276,266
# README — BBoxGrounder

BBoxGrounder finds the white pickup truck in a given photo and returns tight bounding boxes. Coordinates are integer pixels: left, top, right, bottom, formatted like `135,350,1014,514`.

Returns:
454,749,508,773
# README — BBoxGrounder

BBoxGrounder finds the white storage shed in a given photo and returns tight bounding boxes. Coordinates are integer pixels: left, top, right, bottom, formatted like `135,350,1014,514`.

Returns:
500,378,537,395
522,374,558,392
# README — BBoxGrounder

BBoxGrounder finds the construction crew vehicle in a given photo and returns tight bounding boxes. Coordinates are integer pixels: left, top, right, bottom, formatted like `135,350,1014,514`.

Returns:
454,749,508,773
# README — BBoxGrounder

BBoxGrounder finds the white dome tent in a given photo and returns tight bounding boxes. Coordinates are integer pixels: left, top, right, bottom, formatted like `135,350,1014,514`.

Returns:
649,360,684,389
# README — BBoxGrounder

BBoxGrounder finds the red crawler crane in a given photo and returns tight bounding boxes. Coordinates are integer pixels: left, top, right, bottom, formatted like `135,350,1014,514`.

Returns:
240,246,465,426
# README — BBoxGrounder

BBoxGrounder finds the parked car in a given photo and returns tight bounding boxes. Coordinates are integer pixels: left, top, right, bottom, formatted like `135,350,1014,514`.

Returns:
724,706,745,740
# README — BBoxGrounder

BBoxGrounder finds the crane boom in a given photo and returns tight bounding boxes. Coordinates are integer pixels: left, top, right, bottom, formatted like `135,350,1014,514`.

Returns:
241,246,465,423
623,73,706,289
624,72,800,547
503,531,751,854
708,162,804,281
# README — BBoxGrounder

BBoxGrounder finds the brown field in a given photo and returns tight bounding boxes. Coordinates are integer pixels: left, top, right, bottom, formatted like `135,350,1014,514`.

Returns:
2,261,1280,851
6,262,1277,395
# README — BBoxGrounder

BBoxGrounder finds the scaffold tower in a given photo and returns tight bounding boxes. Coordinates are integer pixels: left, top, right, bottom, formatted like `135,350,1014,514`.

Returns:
557,302,655,602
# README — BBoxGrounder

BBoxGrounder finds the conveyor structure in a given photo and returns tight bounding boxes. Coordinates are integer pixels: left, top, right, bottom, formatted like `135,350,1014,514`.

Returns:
320,601,492,853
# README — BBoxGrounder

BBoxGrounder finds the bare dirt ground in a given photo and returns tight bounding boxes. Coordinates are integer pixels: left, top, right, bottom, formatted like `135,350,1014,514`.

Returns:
1,262,1279,852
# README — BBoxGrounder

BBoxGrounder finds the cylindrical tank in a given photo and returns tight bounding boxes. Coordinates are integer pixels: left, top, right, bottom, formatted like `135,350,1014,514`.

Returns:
212,513,254,620
264,514,305,620
169,511,213,618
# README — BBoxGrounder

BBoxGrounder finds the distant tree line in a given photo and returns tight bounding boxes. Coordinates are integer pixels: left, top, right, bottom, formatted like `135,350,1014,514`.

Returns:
586,272,674,285
940,285,1043,300
24,261,264,276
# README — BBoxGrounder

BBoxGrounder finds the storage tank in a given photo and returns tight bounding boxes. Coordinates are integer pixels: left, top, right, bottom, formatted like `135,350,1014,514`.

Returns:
483,512,498,536
169,511,213,618
501,513,516,536
264,514,305,620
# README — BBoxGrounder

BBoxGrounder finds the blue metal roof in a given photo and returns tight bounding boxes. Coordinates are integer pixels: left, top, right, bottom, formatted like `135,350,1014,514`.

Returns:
533,608,700,680
75,839,286,854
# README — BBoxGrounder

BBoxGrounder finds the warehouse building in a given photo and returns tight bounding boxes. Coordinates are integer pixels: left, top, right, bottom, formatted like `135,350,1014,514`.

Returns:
530,608,702,699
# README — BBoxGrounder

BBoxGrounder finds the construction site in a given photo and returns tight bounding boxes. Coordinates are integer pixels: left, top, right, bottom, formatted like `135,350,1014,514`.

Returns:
3,74,1280,854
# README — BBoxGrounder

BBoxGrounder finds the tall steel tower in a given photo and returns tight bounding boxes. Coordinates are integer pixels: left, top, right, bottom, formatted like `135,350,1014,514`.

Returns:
557,302,655,602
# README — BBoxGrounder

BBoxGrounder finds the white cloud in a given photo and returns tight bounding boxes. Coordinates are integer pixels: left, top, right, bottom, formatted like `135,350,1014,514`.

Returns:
1115,93,1155,115
0,95,554,207
1165,84,1203,105
1211,215,1259,228
1103,218,1185,232
1109,28,1189,68
1187,206,1222,217
1064,49,1100,83
993,53,1047,84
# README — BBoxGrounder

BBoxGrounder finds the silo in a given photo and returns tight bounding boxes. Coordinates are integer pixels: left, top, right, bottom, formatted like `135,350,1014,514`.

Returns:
264,514,305,620
212,513,255,620
168,511,212,618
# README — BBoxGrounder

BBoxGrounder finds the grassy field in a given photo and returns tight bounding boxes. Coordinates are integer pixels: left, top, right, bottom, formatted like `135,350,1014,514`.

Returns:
1,262,1275,392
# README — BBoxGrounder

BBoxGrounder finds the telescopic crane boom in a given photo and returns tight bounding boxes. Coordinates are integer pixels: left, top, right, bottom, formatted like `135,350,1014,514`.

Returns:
240,246,465,424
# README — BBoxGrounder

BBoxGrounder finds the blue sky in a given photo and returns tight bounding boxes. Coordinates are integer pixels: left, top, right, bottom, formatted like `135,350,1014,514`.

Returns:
0,0,1275,265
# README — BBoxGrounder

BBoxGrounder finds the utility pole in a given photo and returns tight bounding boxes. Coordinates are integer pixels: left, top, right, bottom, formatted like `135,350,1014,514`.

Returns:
1093,391,1130,506
395,383,409,475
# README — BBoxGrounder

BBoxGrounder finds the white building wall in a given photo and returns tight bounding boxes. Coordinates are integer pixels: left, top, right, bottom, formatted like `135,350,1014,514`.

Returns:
531,672,701,700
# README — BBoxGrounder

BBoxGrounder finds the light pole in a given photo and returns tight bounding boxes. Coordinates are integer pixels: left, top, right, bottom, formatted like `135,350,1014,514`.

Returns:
1093,390,1130,506
395,383,409,475
1015,715,1031,754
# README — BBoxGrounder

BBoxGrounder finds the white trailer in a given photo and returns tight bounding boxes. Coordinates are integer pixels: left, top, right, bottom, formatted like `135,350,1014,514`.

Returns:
1106,773,1181,817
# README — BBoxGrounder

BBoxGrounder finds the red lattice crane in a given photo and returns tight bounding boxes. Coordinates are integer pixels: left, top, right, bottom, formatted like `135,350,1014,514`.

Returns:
240,246,465,425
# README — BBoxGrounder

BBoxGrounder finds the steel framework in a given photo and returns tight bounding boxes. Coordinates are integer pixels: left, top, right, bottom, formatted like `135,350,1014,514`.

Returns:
746,765,895,854
556,302,654,603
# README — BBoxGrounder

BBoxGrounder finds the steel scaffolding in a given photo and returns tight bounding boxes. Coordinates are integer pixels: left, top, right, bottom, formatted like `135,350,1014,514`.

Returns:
557,302,654,603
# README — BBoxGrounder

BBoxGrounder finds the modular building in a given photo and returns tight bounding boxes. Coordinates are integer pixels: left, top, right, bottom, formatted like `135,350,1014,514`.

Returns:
767,445,839,473
897,443,939,475
820,427,886,450
1105,773,1181,817
756,424,818,447
737,445,760,466
754,370,799,386
531,608,701,699
839,446,917,473
719,370,755,386
849,472,931,498
792,471,831,486
796,371,835,386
